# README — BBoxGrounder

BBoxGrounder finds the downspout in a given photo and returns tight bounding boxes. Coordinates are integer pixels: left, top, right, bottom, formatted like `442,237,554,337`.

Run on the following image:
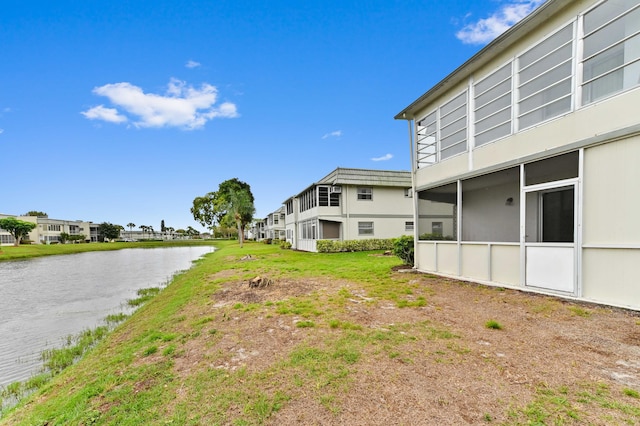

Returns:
344,186,349,240
404,113,418,270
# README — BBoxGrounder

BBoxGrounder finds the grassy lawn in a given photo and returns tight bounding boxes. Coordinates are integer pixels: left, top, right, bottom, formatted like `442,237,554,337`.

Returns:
1,240,639,425
0,239,217,262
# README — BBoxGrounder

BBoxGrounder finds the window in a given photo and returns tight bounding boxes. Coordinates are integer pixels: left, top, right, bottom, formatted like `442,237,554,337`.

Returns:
405,221,414,231
286,200,294,215
525,187,575,243
48,224,61,231
300,220,316,239
440,91,468,159
358,222,374,235
461,167,520,242
417,183,457,240
299,187,317,212
416,111,437,167
415,90,468,167
318,186,341,206
273,215,279,225
517,23,573,129
582,0,640,104
0,235,15,244
318,186,329,206
357,187,373,200
525,151,579,186
474,63,512,146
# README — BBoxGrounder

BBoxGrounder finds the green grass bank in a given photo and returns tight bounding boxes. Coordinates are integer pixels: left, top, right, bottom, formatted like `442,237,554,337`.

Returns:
1,240,639,425
0,240,217,262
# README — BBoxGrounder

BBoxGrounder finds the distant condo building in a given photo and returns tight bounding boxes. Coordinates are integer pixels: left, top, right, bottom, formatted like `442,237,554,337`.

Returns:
279,167,414,252
0,214,100,245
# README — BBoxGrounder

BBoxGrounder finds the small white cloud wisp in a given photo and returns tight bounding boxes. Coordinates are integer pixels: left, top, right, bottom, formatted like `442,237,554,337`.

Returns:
185,60,201,69
456,0,545,45
81,78,238,130
81,105,127,123
371,153,393,162
322,130,342,139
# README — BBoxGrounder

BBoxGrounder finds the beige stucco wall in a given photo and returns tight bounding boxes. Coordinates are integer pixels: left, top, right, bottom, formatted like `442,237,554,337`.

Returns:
583,135,640,245
436,243,459,276
582,248,640,310
460,244,489,281
490,244,520,287
416,242,437,271
580,135,640,309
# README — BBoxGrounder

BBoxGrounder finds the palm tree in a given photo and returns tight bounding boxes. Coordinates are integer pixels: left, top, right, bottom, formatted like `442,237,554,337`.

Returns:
139,225,148,240
127,222,135,241
227,188,256,248
165,227,175,240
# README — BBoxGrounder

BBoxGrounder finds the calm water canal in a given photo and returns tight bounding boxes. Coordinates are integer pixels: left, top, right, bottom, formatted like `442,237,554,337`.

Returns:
0,245,213,388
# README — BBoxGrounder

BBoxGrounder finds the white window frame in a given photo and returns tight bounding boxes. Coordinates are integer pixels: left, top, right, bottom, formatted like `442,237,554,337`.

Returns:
358,221,374,235
357,187,373,200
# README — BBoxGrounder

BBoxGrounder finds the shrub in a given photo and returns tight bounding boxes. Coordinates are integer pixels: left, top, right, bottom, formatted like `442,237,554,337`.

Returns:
280,240,292,249
316,239,395,253
418,233,455,241
392,235,414,266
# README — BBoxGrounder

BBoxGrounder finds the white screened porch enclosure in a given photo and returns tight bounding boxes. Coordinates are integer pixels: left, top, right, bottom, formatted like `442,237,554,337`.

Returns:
296,219,343,252
416,151,580,295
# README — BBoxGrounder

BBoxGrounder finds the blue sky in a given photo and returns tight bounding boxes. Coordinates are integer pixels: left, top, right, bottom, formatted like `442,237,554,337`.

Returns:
1,0,543,232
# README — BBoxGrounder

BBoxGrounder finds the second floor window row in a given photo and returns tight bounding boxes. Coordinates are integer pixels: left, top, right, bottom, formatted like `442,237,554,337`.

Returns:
415,0,640,169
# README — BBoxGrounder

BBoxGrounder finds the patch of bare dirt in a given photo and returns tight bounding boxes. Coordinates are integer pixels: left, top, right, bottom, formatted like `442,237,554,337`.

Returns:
169,269,640,425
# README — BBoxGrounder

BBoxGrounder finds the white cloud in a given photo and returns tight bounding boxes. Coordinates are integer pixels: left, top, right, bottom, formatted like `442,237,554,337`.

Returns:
0,128,4,134
81,105,128,123
322,130,342,139
371,153,393,162
185,60,201,69
82,78,238,130
456,1,545,45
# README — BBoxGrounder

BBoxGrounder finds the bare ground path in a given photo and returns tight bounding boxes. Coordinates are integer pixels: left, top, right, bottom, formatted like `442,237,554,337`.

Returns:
173,267,640,425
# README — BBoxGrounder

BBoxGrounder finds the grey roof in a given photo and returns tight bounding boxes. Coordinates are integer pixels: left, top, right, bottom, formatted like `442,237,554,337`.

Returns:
269,206,285,215
282,167,412,204
317,167,411,187
395,0,566,120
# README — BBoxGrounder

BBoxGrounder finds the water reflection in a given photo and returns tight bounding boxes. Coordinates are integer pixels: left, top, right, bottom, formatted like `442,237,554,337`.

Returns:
0,246,213,387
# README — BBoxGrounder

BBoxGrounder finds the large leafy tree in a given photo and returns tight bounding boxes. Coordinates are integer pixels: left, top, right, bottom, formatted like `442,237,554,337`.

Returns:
24,211,48,218
191,178,255,244
97,222,122,242
0,217,37,246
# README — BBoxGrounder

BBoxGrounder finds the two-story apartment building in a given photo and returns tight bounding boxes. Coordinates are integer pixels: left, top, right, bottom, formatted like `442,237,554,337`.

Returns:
0,214,100,244
264,207,286,241
396,0,640,310
283,167,414,252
